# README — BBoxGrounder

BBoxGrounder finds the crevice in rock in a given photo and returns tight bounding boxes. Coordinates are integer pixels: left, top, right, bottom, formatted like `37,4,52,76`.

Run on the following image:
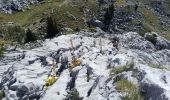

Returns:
66,70,80,91
87,75,102,97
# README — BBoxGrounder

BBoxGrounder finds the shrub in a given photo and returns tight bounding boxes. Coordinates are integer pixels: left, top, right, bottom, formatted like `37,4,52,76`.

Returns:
0,90,5,99
65,89,82,100
145,33,157,45
116,79,143,100
25,28,37,43
45,16,62,39
110,61,134,75
4,25,25,43
0,44,5,57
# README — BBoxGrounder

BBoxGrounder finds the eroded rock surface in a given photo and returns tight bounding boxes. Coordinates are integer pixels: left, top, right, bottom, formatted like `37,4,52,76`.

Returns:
0,31,170,100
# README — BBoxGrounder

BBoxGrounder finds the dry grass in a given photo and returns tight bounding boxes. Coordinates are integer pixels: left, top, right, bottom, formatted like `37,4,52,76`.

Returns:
115,0,126,7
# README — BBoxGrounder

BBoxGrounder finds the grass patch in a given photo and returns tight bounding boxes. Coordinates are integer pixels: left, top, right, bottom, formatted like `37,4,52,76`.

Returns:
0,0,62,26
116,79,143,100
0,0,98,44
0,0,97,29
0,38,12,57
0,90,5,99
162,31,170,41
115,0,126,7
148,63,166,69
49,0,98,30
110,61,135,75
138,7,161,32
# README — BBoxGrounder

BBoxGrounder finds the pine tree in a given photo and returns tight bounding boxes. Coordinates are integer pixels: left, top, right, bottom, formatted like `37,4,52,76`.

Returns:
46,16,60,39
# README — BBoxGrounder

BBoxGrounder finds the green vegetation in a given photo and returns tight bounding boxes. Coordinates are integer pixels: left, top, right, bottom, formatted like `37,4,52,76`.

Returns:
0,90,5,99
45,15,62,38
0,39,12,57
66,89,81,100
148,63,166,69
138,7,161,32
0,0,62,26
4,25,25,43
25,28,37,43
0,0,97,28
139,23,152,37
110,62,134,75
136,3,170,40
49,0,97,31
116,79,143,100
144,33,157,45
115,0,126,7
0,45,5,57
0,0,98,44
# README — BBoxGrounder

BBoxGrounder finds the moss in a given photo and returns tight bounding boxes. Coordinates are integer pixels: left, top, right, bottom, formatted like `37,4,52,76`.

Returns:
116,79,143,100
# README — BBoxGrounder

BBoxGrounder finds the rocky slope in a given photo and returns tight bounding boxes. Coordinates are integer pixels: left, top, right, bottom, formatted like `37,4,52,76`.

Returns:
0,0,170,100
0,0,42,13
0,29,170,100
90,0,170,39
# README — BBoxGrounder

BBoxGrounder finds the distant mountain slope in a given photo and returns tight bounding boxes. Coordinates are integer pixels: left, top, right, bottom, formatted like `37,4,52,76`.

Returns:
0,0,42,13
96,0,170,39
0,0,170,42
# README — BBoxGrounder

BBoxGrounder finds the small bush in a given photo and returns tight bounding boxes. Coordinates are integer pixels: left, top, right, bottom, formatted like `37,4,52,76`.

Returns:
4,25,26,43
25,28,37,43
65,89,82,100
45,15,62,39
0,45,5,57
110,61,134,75
145,33,157,45
0,90,5,99
116,79,143,100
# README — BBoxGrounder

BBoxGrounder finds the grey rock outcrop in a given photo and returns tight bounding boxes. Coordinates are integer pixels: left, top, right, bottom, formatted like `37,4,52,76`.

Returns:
0,31,170,100
0,0,42,13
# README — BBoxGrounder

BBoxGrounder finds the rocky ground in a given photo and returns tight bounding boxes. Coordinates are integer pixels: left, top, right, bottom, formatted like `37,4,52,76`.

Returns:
0,29,170,100
0,0,41,13
0,0,170,100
